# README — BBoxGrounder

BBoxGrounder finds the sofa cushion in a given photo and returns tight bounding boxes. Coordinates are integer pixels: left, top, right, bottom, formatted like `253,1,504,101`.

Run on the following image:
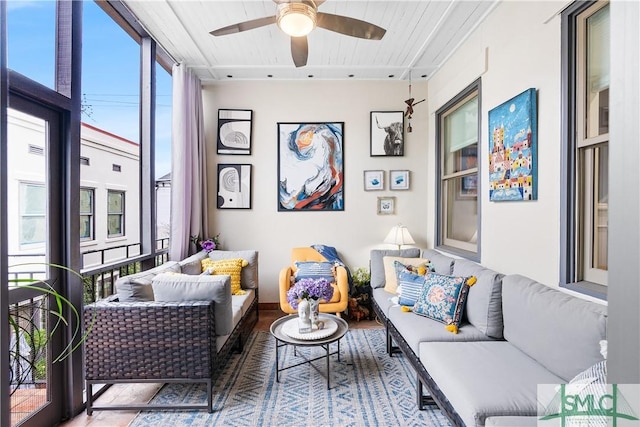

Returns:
232,289,256,317
151,272,233,336
201,258,248,295
370,248,421,289
412,272,472,333
115,261,181,302
484,416,538,427
453,258,504,339
208,250,259,289
294,261,335,282
389,306,491,354
502,274,607,381
382,256,431,294
372,287,396,319
179,251,209,275
421,249,455,275
420,341,565,427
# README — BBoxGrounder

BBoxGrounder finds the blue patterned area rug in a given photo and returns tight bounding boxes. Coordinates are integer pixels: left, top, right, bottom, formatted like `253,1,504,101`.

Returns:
128,328,451,427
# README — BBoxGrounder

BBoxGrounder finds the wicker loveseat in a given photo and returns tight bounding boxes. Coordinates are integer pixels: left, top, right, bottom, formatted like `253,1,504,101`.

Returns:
84,250,259,414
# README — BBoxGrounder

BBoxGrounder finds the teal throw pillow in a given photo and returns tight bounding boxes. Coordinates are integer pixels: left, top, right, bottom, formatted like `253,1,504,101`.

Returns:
412,272,472,333
294,261,335,283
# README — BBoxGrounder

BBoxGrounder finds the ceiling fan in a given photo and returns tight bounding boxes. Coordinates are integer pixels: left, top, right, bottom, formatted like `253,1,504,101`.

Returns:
210,0,386,68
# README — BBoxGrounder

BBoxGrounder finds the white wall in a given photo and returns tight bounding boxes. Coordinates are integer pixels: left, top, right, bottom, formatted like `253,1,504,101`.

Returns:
202,80,428,303
427,0,566,287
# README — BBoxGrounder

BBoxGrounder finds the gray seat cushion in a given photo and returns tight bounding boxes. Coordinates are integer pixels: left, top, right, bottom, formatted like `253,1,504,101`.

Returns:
420,341,565,427
389,306,492,354
370,248,421,288
372,287,396,318
151,272,233,336
485,416,538,427
115,261,181,302
453,258,504,339
502,274,607,381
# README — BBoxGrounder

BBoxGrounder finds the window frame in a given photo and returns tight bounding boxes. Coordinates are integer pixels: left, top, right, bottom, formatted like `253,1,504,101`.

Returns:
560,0,609,299
107,189,125,238
79,187,94,241
19,181,47,246
435,78,481,261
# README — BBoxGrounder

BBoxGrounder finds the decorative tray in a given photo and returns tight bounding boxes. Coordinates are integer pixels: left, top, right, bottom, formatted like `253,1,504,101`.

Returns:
281,317,338,341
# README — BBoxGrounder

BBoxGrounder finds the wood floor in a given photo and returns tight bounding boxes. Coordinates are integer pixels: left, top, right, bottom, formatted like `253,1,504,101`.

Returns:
57,310,382,427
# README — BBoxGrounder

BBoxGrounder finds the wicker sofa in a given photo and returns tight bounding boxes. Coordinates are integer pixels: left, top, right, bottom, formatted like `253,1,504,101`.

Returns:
84,250,259,414
370,248,607,427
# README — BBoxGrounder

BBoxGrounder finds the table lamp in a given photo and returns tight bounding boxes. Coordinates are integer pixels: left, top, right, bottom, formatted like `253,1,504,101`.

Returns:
384,224,415,250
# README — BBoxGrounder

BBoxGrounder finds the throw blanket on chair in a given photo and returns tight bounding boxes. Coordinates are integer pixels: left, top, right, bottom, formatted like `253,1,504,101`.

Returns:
311,244,354,293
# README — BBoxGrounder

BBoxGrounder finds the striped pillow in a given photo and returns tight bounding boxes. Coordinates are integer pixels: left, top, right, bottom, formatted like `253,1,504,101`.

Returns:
294,261,336,283
396,269,426,307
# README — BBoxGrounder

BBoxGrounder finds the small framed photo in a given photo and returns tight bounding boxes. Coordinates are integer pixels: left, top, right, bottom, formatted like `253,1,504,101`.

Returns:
377,196,396,215
370,111,405,157
217,164,252,209
390,170,410,190
364,170,384,191
217,109,252,155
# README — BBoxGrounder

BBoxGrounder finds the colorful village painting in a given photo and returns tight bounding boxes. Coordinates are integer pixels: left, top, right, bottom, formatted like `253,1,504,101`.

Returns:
488,88,538,201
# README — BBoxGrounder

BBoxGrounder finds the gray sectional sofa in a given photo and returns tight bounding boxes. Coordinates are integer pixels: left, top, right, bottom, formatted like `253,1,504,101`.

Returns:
84,249,259,413
370,248,607,427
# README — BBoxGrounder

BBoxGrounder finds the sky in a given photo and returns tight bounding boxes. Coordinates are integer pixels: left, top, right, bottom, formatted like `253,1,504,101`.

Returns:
6,0,173,179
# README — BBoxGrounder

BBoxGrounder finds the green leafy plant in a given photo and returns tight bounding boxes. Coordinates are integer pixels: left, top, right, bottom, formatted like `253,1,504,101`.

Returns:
8,263,94,394
352,267,371,287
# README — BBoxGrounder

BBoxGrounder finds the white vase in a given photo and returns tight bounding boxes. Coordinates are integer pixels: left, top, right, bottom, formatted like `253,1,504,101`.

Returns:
298,299,312,333
309,298,320,329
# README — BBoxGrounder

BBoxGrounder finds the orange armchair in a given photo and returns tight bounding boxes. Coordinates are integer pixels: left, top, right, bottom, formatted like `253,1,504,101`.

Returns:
279,247,349,316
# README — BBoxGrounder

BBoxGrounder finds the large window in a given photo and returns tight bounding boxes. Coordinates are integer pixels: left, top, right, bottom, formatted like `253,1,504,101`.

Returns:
107,190,125,237
436,80,481,258
561,1,609,298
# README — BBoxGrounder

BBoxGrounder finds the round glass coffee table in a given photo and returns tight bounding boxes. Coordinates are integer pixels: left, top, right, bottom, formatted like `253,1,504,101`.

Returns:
270,314,349,389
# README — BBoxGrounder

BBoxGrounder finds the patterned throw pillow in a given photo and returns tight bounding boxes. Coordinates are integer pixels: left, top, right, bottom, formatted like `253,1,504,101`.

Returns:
412,272,475,334
396,268,426,307
201,258,248,295
294,261,336,283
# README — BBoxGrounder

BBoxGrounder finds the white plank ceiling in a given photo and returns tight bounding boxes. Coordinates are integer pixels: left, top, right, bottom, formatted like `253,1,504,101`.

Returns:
123,0,498,81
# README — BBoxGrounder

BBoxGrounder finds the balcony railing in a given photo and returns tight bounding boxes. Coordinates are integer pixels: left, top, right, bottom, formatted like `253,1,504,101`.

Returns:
8,238,170,304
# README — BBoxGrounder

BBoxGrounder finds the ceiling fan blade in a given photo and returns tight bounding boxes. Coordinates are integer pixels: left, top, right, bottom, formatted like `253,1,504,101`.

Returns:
291,36,308,68
316,12,386,40
210,16,277,36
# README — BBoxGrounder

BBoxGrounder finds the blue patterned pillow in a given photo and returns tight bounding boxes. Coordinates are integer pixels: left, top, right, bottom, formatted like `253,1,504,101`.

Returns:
412,272,472,333
396,269,425,307
294,261,335,283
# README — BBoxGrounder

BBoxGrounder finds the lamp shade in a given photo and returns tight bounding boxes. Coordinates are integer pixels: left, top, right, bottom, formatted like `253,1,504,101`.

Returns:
384,224,415,249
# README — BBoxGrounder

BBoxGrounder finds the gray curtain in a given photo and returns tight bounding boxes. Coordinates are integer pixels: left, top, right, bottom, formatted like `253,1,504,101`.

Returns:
169,64,208,260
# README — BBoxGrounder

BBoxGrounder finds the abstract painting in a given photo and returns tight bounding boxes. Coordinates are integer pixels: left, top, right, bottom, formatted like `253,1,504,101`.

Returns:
217,164,252,209
364,170,384,191
390,170,410,190
277,122,344,211
370,111,404,156
488,88,538,201
217,109,252,155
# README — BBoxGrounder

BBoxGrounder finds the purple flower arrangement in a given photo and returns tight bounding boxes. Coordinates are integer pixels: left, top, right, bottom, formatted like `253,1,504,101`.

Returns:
190,233,220,252
286,277,334,309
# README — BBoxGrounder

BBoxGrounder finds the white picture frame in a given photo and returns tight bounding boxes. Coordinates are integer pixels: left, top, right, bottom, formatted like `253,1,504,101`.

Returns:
364,170,384,191
377,196,396,215
390,170,410,190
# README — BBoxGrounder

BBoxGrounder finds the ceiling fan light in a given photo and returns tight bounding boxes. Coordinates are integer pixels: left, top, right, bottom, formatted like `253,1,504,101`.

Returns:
277,3,317,37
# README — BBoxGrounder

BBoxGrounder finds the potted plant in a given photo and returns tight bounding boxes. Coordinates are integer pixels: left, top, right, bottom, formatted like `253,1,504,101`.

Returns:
349,267,373,321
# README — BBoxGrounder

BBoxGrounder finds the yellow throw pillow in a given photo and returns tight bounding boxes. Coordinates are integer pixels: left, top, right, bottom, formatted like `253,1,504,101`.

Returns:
382,256,431,294
201,258,248,295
